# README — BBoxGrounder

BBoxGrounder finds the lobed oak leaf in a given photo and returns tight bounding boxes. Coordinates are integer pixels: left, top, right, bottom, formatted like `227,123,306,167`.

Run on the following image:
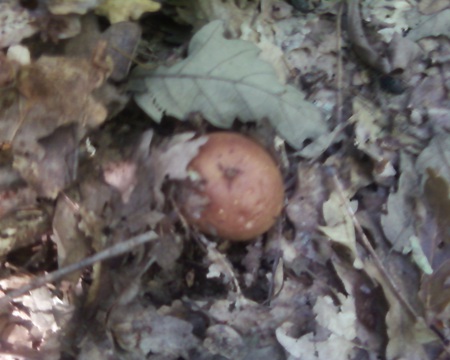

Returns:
130,20,328,150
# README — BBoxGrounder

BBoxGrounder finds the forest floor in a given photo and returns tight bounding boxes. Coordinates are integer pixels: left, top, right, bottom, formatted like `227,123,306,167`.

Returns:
1,0,450,359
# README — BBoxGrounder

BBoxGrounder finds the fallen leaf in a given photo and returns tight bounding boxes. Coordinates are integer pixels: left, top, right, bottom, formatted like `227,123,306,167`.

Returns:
286,163,326,234
109,303,198,357
350,97,386,154
151,132,208,206
130,20,328,150
319,192,363,269
0,44,111,160
381,153,418,254
173,0,258,37
95,0,161,23
0,1,40,48
276,294,357,360
47,0,100,15
0,207,50,259
204,324,245,359
418,0,450,14
420,259,450,328
407,9,450,41
423,168,450,245
13,124,78,198
416,133,450,184
365,261,436,360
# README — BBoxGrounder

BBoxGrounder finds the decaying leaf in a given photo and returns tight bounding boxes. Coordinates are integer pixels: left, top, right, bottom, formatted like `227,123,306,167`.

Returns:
407,9,450,41
131,20,328,149
174,0,257,37
108,303,198,357
0,1,40,48
13,125,79,198
0,274,71,360
0,43,111,158
0,207,51,259
276,294,357,360
204,324,245,359
364,261,436,360
416,133,450,185
286,163,326,234
418,0,450,14
381,153,419,254
420,259,450,329
423,169,450,241
319,192,363,269
0,42,114,200
47,0,100,15
151,132,208,206
95,0,161,23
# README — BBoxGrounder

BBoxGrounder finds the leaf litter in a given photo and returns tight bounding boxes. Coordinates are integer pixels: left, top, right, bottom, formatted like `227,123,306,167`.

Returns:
0,1,450,359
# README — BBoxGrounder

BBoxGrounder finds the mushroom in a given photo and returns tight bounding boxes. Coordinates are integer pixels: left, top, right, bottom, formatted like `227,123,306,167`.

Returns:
182,132,284,241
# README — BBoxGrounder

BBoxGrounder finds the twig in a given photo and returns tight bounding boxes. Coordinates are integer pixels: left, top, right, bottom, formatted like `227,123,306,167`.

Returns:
335,0,344,125
346,0,390,74
327,166,450,354
326,166,417,318
0,230,159,308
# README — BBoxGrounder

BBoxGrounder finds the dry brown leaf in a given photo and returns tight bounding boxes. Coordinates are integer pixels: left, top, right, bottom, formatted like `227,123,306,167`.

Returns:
423,169,450,245
286,163,326,234
47,0,100,15
276,293,357,360
0,43,111,157
407,9,450,41
0,207,50,259
418,0,450,15
13,125,78,198
52,195,91,282
0,1,40,48
420,259,450,330
151,133,208,206
0,165,37,217
381,153,419,254
365,261,436,360
108,303,198,357
319,192,363,269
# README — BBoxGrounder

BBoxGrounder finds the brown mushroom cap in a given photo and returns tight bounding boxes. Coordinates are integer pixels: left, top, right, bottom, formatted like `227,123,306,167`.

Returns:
183,132,284,241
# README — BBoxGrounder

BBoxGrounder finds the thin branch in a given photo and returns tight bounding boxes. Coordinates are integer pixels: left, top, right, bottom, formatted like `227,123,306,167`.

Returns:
335,0,344,125
0,230,159,308
327,166,450,354
327,166,418,319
